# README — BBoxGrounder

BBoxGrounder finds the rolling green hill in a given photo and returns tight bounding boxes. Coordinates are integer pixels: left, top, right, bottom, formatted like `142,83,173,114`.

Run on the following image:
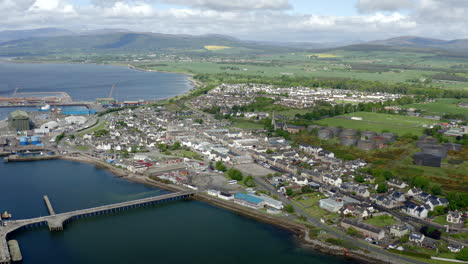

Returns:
0,32,298,57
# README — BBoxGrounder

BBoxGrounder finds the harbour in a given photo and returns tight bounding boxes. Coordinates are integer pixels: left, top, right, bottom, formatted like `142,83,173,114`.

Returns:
0,160,355,264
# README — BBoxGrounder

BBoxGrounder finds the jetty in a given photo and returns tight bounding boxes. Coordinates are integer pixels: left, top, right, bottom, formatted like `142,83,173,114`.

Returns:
0,191,196,263
3,154,62,163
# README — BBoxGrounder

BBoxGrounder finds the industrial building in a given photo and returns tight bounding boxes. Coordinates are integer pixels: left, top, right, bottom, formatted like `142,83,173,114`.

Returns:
8,110,31,131
234,193,265,209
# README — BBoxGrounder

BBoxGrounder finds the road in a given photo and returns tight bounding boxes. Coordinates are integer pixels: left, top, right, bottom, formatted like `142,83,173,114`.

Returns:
252,175,429,264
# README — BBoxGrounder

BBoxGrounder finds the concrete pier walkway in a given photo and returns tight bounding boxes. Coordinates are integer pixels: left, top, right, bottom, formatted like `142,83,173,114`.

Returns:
0,191,195,263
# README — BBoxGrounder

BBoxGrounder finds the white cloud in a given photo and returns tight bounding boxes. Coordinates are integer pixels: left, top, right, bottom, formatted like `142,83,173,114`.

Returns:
162,0,291,11
1,0,468,42
102,2,154,17
27,0,75,13
356,0,414,13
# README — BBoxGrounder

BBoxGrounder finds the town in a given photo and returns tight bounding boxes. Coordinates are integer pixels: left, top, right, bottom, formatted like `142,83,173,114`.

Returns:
0,82,467,264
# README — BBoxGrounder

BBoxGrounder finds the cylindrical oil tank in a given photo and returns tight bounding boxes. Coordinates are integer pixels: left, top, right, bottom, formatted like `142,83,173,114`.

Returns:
340,135,358,146
416,136,438,148
307,125,322,132
444,143,461,152
422,144,447,157
361,131,377,140
31,136,40,145
357,139,376,151
380,132,396,142
19,136,28,145
339,128,357,137
328,127,341,136
318,129,334,140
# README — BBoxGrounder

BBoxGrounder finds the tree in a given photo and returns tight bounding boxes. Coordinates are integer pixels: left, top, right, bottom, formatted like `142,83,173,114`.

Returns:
226,169,243,181
446,192,468,210
266,148,274,154
420,226,441,240
284,204,295,213
158,143,168,152
456,248,468,261
214,161,227,172
286,188,294,196
377,183,388,193
301,185,312,193
428,206,447,217
383,170,394,180
243,176,256,187
170,141,181,150
355,174,365,183
431,184,443,195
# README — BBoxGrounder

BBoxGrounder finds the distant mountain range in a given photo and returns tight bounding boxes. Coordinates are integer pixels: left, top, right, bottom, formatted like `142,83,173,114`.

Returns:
366,36,468,53
0,28,73,43
0,28,301,56
0,28,467,56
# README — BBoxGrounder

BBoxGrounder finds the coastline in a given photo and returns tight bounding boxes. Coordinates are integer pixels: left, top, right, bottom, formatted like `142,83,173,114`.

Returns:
1,60,411,264
58,154,397,264
127,64,204,90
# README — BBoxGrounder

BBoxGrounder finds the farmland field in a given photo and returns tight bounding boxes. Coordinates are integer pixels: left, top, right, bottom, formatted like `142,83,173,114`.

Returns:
315,112,438,135
401,98,468,116
204,45,231,51
233,120,265,130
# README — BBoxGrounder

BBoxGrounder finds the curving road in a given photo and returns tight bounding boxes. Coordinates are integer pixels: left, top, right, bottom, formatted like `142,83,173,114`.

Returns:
252,175,429,264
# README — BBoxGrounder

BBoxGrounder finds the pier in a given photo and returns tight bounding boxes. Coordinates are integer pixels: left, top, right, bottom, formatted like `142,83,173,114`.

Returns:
0,191,196,263
43,196,55,215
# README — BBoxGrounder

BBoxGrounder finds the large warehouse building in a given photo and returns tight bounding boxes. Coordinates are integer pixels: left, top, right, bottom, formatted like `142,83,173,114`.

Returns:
8,110,31,131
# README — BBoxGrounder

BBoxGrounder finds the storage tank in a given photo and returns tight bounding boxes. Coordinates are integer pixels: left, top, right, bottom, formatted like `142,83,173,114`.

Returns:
444,143,461,152
416,136,438,148
381,133,396,142
318,129,334,140
307,125,322,132
31,136,40,145
357,139,376,151
339,128,357,137
361,131,377,140
374,136,388,148
422,144,447,158
340,135,358,146
328,127,341,136
19,136,28,145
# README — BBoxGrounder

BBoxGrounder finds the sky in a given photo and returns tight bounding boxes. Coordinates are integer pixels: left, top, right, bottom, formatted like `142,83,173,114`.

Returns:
1,0,467,42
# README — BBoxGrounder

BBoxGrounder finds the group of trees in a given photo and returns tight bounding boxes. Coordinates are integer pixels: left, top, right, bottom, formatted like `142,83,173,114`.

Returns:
214,161,227,172
226,168,243,181
420,226,442,240
157,141,182,152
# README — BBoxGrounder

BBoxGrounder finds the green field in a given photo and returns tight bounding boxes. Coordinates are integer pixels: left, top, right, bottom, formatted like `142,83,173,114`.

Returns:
134,48,468,91
315,112,438,135
364,215,396,227
401,98,468,116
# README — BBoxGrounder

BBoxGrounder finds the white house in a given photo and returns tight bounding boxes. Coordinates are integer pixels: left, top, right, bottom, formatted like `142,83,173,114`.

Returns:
322,175,342,187
409,233,425,244
447,211,463,224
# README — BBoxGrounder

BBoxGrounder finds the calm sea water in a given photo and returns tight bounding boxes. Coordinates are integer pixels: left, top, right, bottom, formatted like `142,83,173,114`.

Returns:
0,160,357,264
0,62,192,101
0,62,192,120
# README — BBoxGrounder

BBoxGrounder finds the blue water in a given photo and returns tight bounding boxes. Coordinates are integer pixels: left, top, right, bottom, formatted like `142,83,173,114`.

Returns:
0,62,192,101
0,160,357,264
